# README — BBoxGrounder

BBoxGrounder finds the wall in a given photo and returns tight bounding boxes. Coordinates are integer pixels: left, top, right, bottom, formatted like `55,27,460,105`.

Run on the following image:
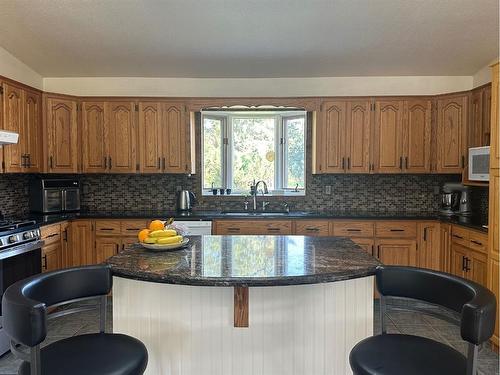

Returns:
0,46,43,89
0,174,30,218
42,76,473,97
472,61,497,88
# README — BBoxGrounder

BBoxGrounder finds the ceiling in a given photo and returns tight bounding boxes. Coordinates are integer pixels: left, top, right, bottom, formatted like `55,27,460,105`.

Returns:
0,0,498,78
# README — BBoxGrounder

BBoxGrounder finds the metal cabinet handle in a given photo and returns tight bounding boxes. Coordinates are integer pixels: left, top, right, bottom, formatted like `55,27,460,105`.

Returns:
453,234,463,239
305,227,320,232
390,229,405,232
227,228,240,232
462,256,466,271
126,228,141,231
377,245,380,258
109,157,112,169
465,257,471,272
399,156,403,170
267,228,281,231
42,254,47,270
342,157,345,170
99,228,115,231
423,227,427,241
347,157,351,170
63,229,68,241
27,154,31,168
162,157,166,171
470,240,482,246
104,157,107,169
371,245,374,256
49,156,53,169
346,229,361,232
461,155,465,168
45,233,58,239
405,157,408,169
158,157,161,169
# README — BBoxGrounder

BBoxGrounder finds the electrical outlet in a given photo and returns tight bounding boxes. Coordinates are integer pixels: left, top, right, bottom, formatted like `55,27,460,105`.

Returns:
325,185,332,195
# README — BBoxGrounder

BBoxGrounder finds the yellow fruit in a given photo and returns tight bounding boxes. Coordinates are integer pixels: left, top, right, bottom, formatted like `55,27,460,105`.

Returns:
157,235,183,245
138,229,150,242
144,237,158,244
149,220,165,231
149,229,177,238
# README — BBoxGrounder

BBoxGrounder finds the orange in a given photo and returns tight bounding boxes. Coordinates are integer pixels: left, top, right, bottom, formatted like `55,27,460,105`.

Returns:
149,220,165,232
138,229,150,242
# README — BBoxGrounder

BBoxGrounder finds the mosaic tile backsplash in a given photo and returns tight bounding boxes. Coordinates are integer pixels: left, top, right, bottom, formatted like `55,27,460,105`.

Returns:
1,172,489,222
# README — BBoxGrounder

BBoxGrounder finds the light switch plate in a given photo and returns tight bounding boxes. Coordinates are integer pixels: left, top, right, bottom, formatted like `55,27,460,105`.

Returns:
325,185,332,195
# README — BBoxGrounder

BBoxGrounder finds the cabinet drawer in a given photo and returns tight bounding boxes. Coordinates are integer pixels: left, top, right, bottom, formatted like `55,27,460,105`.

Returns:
215,220,292,235
333,221,374,237
375,221,417,238
468,231,488,254
451,226,469,246
121,220,148,235
41,224,61,245
95,220,121,236
294,220,330,236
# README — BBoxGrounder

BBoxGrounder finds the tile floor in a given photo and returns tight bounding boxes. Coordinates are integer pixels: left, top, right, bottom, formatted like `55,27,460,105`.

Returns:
0,298,497,375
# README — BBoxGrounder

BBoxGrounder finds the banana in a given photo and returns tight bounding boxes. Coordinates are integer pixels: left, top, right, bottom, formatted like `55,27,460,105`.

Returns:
144,237,158,244
157,235,183,245
149,229,177,238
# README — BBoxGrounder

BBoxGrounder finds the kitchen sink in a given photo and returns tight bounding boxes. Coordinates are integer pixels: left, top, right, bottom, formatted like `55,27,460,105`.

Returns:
220,211,290,216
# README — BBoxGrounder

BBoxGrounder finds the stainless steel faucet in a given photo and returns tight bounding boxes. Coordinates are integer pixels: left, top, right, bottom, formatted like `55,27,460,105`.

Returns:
250,179,268,211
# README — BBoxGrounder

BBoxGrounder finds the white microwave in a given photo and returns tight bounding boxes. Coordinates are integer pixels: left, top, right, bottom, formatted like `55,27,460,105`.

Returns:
468,146,490,181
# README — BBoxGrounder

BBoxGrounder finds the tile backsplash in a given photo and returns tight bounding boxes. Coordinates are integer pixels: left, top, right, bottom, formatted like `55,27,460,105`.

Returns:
2,172,487,219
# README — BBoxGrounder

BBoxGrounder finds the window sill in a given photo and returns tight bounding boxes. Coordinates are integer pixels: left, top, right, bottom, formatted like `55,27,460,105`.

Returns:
202,190,305,197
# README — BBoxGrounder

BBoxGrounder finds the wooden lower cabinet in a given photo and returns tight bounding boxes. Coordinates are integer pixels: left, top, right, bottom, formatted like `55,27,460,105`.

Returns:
450,242,488,287
68,220,94,267
42,241,62,272
450,243,468,279
294,220,329,236
351,238,375,256
213,220,292,235
418,222,441,271
440,223,452,273
375,239,417,267
95,237,121,264
489,257,499,347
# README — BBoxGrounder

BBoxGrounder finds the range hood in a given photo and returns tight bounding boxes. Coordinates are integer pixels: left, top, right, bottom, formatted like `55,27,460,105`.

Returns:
0,130,19,145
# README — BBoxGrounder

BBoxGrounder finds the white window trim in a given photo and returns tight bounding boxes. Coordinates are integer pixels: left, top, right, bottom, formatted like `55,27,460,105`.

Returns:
201,111,306,196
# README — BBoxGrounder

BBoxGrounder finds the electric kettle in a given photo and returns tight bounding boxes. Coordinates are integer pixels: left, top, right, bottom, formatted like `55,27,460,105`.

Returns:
176,190,196,211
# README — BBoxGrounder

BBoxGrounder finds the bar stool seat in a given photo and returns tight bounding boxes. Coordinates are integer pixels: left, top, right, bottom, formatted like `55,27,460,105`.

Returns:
18,333,147,375
350,333,466,375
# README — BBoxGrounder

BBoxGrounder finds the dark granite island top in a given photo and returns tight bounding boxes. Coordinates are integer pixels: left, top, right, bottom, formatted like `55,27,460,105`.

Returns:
107,235,380,287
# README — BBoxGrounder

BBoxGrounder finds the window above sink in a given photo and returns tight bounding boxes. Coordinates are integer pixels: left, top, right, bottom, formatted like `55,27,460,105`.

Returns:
201,108,306,196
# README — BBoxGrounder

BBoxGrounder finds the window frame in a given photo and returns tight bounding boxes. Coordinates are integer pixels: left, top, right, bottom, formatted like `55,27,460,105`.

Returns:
201,111,306,195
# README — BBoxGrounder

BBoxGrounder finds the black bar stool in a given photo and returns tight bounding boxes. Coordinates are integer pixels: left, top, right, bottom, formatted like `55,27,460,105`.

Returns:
2,265,148,375
349,265,496,375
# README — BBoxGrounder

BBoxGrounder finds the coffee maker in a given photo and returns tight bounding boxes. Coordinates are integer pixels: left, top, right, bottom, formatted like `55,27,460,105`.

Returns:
440,183,472,216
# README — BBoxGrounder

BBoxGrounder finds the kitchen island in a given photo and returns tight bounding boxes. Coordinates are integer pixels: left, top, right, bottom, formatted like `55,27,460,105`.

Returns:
107,235,380,375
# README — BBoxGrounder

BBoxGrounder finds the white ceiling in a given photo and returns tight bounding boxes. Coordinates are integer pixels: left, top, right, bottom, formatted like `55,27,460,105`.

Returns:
0,0,498,78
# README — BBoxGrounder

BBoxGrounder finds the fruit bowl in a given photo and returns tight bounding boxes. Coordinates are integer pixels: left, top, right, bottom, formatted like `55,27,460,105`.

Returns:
140,237,190,251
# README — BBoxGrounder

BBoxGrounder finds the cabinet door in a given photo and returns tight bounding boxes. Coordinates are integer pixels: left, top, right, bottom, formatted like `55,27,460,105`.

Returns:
488,257,499,346
352,238,375,256
468,250,487,287
46,97,78,173
469,88,483,148
374,101,404,173
122,237,137,251
163,103,187,173
42,242,62,272
69,220,94,266
2,83,24,172
107,102,136,173
95,237,120,264
375,239,417,267
436,95,467,173
82,102,107,173
320,101,346,173
24,90,42,172
482,85,491,146
139,102,163,173
489,170,499,260
404,100,432,173
418,222,441,271
440,223,452,273
346,101,371,173
450,243,467,279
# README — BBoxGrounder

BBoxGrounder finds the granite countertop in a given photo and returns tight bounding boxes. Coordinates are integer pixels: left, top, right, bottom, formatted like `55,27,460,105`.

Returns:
28,210,488,232
106,235,381,287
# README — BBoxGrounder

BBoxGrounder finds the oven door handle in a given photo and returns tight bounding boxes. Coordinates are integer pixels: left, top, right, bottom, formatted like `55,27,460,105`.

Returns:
0,240,44,261
62,190,67,212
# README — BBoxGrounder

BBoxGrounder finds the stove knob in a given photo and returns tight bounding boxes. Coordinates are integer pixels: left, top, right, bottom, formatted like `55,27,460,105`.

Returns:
23,232,32,240
8,235,17,244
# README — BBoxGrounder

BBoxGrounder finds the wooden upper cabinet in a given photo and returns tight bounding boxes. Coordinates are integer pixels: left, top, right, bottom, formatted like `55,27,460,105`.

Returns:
138,102,162,173
403,100,432,173
469,84,491,148
2,83,24,172
374,100,404,173
24,90,42,172
107,102,136,173
45,96,78,173
436,95,467,173
82,102,107,173
346,101,371,173
163,103,187,173
321,101,346,173
491,63,499,169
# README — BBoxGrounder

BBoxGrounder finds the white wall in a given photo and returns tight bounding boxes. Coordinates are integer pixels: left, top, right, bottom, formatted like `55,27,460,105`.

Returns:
472,61,496,88
0,46,43,89
43,76,473,97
